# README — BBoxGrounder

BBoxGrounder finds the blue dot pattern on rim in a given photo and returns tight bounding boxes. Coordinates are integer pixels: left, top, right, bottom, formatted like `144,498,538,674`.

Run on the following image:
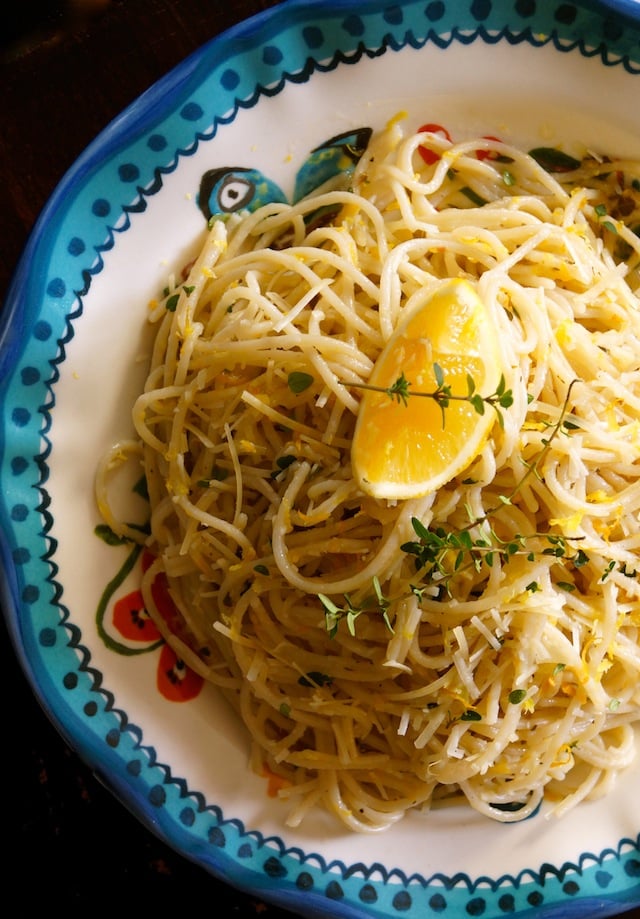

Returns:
1,2,640,918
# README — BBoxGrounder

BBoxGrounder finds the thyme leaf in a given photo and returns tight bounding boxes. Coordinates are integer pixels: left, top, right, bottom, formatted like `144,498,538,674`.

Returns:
288,371,314,394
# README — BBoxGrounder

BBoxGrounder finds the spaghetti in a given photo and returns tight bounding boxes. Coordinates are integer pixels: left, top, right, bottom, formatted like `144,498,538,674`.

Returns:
103,118,640,831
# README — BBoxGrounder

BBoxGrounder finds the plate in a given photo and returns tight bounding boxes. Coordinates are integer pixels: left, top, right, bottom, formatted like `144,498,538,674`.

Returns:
2,1,640,916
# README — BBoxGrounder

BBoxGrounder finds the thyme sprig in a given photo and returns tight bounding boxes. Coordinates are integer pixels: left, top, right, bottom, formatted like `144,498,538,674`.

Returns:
321,380,596,635
346,364,514,427
400,515,589,601
319,576,393,638
396,380,586,596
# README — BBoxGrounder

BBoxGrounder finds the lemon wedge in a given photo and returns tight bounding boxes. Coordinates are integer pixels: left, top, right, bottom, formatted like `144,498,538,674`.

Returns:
352,278,502,500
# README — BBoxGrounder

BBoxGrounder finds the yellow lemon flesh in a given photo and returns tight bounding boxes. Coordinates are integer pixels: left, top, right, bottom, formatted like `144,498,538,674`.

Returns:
352,278,502,500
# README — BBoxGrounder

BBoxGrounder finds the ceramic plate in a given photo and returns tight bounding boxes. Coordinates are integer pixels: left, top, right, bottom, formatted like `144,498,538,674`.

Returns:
2,1,640,916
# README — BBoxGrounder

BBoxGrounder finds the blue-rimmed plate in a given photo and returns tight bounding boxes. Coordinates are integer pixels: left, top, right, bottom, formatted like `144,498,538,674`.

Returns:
2,1,640,916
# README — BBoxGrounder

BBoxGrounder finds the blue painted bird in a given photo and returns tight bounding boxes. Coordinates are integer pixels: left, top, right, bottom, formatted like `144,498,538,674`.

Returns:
198,126,372,223
293,126,373,202
197,167,287,222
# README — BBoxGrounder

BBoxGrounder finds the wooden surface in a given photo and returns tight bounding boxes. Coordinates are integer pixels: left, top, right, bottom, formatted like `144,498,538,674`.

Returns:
1,0,283,303
2,1,640,914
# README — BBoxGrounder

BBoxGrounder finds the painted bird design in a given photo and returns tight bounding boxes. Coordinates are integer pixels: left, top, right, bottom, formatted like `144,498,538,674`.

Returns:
197,126,372,222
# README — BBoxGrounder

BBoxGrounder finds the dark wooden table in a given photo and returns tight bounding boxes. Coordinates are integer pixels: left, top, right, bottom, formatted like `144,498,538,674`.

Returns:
2,1,640,915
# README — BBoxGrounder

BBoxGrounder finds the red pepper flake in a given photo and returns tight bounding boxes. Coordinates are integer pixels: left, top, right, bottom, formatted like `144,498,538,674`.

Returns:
261,763,290,797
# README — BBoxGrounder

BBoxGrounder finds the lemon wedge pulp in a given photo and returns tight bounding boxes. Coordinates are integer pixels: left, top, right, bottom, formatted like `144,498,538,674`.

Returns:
352,279,502,500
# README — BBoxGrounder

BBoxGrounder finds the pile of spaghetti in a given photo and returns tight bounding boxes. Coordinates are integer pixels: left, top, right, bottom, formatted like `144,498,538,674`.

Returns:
102,119,640,831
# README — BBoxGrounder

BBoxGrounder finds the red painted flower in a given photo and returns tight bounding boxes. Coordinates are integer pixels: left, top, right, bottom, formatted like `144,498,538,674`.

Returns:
149,564,205,701
476,135,503,161
417,123,452,165
157,643,203,702
113,590,161,642
98,541,204,703
112,550,161,642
